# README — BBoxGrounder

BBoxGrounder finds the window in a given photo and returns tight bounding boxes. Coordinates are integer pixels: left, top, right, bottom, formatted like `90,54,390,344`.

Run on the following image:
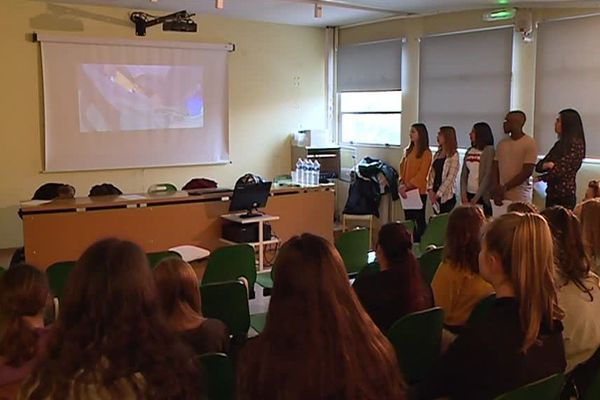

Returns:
339,91,401,145
419,28,513,148
535,15,600,158
336,39,402,146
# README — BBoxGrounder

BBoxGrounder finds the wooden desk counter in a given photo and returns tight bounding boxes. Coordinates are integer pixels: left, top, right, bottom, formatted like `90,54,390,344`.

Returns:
21,185,334,269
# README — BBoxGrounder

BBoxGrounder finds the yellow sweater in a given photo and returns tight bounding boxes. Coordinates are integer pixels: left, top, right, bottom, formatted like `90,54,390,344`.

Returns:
431,261,494,327
399,149,432,195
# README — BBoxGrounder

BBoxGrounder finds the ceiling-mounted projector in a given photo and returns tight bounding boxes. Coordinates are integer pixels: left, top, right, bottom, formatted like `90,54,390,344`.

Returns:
130,10,197,36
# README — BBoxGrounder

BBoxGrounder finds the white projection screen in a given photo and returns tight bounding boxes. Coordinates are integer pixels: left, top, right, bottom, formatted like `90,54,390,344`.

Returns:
38,35,230,171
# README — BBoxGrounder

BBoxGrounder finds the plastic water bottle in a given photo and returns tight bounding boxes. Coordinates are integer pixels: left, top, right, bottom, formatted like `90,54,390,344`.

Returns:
294,158,303,184
306,159,315,186
314,160,321,185
300,159,308,185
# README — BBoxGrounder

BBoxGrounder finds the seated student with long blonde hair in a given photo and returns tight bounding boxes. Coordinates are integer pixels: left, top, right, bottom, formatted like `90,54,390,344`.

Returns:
579,198,600,274
153,258,229,355
20,239,201,400
431,206,493,332
237,234,405,400
417,213,566,400
0,265,51,391
541,206,600,374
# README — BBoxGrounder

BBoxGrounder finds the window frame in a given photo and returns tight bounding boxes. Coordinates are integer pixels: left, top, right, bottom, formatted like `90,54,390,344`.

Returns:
337,90,402,147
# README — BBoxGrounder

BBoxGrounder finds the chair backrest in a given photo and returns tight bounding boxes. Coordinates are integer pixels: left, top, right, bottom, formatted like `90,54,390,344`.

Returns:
467,293,497,326
418,247,444,284
419,213,450,253
199,352,235,400
204,244,257,288
581,348,600,400
386,307,444,384
147,250,182,269
400,220,416,239
200,280,250,340
46,261,76,300
147,183,177,194
493,373,565,400
336,228,370,275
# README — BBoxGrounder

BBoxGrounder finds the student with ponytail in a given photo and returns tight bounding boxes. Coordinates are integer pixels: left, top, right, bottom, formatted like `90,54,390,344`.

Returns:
0,264,51,386
541,206,600,373
417,213,566,400
353,222,433,332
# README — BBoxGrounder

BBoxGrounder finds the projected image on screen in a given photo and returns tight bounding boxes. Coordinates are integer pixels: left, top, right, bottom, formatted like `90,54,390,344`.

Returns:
78,64,204,132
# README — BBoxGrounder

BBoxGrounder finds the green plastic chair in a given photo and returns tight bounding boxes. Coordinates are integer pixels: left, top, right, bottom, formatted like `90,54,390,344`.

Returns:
250,312,268,334
147,183,177,194
400,219,416,238
256,267,274,296
466,293,497,326
336,228,370,276
200,280,250,342
204,244,257,295
418,247,444,284
46,261,76,300
199,353,235,400
581,351,600,400
386,307,444,384
417,213,450,256
493,373,565,400
147,250,182,269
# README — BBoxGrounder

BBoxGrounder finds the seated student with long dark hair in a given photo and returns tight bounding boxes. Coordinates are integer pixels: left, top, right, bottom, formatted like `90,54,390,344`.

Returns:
153,258,229,355
431,206,493,331
541,206,600,374
20,238,201,400
0,265,51,388
353,222,433,332
417,213,566,400
237,234,405,400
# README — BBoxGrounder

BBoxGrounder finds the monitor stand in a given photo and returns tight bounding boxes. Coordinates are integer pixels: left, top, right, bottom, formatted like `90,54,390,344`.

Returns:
239,208,264,219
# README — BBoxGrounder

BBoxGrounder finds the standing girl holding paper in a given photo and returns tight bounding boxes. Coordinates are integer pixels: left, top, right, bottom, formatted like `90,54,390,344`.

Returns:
399,123,432,242
428,127,460,214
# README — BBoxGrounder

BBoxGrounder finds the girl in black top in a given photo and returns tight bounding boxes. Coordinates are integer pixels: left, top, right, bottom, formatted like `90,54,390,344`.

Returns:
536,108,586,209
417,213,566,400
353,223,433,332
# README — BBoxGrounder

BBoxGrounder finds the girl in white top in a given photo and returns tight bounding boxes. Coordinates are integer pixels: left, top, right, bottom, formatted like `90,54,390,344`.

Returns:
541,206,600,373
428,126,460,215
460,122,495,217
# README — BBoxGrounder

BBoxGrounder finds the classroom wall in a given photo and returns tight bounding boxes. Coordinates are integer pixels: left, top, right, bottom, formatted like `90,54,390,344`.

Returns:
340,7,600,206
0,1,326,248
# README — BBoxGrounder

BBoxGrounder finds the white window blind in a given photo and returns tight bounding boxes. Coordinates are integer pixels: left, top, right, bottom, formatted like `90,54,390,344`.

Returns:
337,39,402,92
419,28,513,148
535,15,600,158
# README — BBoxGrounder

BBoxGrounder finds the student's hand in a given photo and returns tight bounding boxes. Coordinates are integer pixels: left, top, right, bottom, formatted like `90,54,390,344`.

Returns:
469,199,478,206
428,190,438,205
543,161,555,170
461,195,469,204
493,185,505,206
398,184,408,199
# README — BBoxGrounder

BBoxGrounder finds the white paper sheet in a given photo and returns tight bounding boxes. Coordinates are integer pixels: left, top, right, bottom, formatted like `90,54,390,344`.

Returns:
400,189,423,210
492,200,512,217
119,194,146,201
20,200,52,206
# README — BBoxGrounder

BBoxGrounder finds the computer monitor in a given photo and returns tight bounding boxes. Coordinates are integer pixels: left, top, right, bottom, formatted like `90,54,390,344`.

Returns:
229,181,272,218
